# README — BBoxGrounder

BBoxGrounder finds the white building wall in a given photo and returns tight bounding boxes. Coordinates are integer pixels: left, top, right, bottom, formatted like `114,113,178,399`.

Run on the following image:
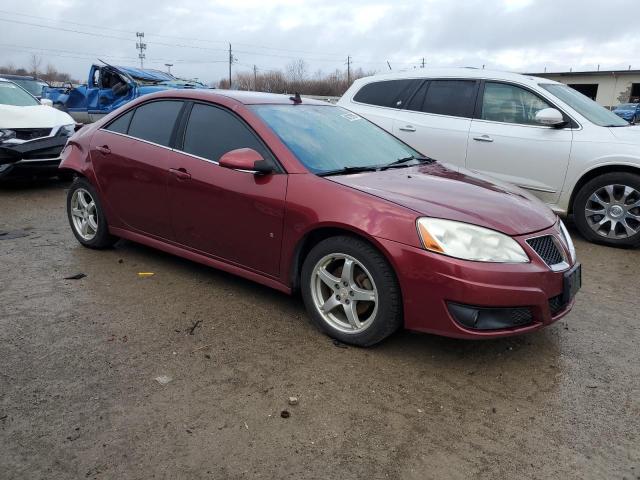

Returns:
534,73,640,108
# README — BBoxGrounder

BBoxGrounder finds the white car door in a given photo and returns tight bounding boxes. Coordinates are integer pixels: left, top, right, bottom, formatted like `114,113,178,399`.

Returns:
392,79,478,166
466,81,573,205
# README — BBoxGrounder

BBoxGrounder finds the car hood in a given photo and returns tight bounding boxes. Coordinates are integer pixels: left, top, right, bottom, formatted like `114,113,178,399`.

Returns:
327,162,557,236
0,104,74,129
609,125,640,143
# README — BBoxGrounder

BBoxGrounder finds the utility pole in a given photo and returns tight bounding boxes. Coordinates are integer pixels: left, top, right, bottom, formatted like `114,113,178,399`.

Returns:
253,65,257,91
228,43,235,89
136,32,146,68
346,56,352,84
164,63,173,74
421,57,425,68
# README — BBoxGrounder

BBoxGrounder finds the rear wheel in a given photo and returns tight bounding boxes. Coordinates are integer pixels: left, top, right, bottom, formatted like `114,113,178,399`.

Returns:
573,172,640,247
66,177,118,249
301,236,402,346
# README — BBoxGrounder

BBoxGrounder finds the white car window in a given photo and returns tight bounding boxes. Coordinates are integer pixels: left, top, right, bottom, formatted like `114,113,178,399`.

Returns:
353,79,418,109
405,80,477,118
482,82,551,125
0,81,40,107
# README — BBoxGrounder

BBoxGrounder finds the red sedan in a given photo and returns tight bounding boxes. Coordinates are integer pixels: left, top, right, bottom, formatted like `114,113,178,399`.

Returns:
60,90,580,346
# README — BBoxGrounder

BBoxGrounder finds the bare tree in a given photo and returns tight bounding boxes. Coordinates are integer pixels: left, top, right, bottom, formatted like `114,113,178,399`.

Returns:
30,54,42,78
217,63,374,96
285,59,308,84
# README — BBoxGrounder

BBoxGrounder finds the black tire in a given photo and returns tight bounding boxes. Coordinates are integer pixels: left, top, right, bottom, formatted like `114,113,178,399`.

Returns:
573,172,640,248
66,177,118,249
300,236,402,346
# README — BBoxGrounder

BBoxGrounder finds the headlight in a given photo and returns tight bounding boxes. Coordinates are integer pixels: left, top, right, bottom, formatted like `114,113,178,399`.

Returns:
558,220,576,262
57,124,75,137
416,217,529,263
0,129,16,143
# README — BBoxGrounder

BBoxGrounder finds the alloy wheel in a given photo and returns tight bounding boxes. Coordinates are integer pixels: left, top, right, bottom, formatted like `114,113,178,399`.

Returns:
585,184,640,239
70,188,98,241
310,253,378,334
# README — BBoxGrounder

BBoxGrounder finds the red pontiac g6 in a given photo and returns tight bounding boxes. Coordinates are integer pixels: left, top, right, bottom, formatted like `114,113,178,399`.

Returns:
60,90,581,346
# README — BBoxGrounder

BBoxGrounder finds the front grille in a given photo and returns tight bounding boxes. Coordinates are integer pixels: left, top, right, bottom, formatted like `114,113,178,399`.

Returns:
527,235,564,267
549,294,566,315
12,128,52,141
510,307,533,326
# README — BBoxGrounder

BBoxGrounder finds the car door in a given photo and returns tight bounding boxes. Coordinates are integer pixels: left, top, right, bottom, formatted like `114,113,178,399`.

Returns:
166,102,287,277
90,99,184,239
466,81,573,205
392,79,478,165
346,79,420,131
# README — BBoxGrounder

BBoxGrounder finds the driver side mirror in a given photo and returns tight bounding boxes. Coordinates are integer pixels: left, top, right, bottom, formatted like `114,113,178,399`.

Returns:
40,98,53,107
535,108,566,127
219,148,274,175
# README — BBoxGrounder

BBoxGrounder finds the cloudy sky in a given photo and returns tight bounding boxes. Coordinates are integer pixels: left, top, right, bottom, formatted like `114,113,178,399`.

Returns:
0,0,638,84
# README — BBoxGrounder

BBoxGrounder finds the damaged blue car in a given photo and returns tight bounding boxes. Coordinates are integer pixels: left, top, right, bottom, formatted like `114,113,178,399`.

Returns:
42,62,209,123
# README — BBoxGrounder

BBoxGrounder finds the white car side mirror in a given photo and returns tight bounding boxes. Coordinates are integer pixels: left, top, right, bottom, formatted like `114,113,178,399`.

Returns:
40,98,53,107
535,108,565,126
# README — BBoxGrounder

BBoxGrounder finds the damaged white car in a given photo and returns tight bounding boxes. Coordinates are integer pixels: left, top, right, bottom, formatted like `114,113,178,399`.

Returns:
0,77,76,180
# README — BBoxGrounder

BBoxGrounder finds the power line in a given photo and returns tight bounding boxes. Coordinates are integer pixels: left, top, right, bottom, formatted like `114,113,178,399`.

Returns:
0,16,350,64
0,8,346,58
0,43,228,65
0,15,422,69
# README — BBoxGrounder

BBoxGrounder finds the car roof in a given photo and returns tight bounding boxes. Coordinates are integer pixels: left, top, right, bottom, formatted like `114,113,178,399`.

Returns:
350,67,561,88
0,74,38,80
148,89,331,106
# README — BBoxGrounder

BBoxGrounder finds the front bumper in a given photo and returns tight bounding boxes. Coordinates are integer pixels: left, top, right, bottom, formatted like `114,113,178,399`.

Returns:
378,224,578,339
0,135,68,179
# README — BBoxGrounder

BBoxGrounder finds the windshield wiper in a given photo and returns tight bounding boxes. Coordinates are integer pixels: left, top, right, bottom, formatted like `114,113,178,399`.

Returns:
382,155,434,170
317,165,380,177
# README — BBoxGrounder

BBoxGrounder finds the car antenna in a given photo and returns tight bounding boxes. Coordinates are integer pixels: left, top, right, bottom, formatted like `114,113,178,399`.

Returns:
289,92,302,104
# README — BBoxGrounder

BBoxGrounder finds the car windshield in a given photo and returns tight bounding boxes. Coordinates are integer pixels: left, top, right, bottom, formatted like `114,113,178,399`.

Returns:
616,103,637,110
0,81,40,106
10,78,45,97
250,104,420,174
540,83,628,127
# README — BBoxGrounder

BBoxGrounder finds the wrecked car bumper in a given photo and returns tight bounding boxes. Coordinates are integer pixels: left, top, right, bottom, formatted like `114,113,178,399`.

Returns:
0,135,69,179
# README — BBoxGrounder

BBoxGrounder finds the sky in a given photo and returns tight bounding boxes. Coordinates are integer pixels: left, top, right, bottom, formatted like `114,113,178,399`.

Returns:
0,0,639,84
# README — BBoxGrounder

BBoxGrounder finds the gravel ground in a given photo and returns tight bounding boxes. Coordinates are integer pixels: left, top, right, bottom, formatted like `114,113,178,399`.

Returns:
0,180,638,480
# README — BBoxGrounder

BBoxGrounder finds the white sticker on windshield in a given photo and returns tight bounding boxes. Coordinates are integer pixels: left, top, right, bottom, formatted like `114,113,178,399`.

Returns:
341,112,361,121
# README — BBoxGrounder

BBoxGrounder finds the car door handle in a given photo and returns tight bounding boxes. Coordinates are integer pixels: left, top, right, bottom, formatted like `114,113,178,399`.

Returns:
169,168,191,180
473,135,494,142
398,125,416,132
96,145,111,154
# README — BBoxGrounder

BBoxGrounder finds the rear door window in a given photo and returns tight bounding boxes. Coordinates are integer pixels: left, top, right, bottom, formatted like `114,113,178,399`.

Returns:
127,100,183,146
353,79,420,109
418,80,477,118
181,103,271,162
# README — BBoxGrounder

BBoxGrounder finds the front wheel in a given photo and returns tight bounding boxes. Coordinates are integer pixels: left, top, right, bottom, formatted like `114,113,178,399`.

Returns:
573,172,640,247
301,236,402,346
66,177,118,249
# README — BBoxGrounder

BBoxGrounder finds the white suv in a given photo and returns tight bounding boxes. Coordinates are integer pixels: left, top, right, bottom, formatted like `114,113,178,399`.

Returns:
338,68,640,248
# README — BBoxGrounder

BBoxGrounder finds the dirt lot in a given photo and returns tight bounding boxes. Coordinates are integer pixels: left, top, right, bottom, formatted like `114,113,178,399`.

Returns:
0,180,638,480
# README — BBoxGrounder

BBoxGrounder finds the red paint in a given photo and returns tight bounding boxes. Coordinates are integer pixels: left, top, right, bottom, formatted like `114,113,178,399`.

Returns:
219,147,264,171
60,90,577,339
